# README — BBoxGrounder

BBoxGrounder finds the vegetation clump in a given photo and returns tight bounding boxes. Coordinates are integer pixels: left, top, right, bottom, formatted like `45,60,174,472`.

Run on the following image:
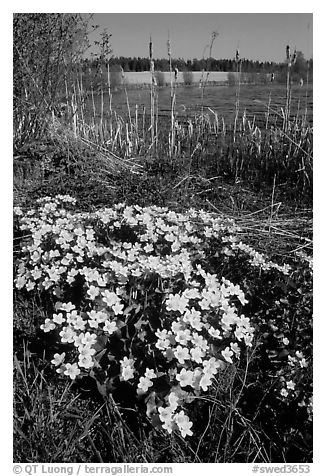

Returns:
14,196,312,460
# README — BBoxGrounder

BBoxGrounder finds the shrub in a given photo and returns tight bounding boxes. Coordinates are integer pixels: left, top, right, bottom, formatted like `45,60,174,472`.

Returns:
227,72,237,86
183,71,194,86
154,71,166,87
13,14,93,147
110,64,123,90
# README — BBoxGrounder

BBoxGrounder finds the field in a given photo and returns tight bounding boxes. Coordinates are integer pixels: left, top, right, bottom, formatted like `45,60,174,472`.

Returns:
13,14,313,466
115,71,230,85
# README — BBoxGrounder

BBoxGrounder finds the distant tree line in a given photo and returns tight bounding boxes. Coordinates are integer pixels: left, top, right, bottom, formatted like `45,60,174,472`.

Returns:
83,54,312,77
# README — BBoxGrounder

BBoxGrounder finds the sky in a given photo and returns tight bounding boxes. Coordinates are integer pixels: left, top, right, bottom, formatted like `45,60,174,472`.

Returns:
87,13,313,63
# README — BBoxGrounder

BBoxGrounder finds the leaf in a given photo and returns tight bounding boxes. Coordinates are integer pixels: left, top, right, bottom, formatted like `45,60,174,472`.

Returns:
152,376,171,395
96,380,107,397
134,317,148,330
145,391,157,417
94,348,107,363
137,330,147,342
94,334,108,352
96,377,116,397
151,413,163,429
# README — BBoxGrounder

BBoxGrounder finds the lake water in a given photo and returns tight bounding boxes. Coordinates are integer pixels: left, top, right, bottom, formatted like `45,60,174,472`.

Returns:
89,83,313,126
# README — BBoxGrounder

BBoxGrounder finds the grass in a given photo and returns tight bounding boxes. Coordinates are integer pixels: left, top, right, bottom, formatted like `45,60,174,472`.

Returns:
13,48,313,463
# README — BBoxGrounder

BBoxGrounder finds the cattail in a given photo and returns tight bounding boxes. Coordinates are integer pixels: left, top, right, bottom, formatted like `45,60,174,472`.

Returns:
286,45,291,61
235,49,240,63
150,60,156,85
167,38,171,58
211,30,219,41
149,36,153,60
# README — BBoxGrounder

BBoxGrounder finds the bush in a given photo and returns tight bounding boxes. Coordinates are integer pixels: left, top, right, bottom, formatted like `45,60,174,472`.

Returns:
109,64,123,90
227,72,237,86
13,14,92,147
183,71,194,86
154,71,166,87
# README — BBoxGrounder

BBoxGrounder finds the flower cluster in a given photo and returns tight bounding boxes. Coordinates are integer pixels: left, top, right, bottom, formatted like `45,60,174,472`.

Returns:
14,196,294,438
229,240,291,275
274,348,312,421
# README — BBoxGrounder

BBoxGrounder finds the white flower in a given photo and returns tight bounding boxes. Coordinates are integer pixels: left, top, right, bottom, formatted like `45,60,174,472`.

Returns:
87,285,100,300
64,363,81,380
137,377,153,393
120,356,134,368
174,410,193,437
190,347,204,363
59,326,75,343
158,406,174,433
208,326,222,339
145,368,156,379
51,352,66,366
66,310,79,325
26,280,36,291
191,333,208,351
112,302,124,315
53,312,65,324
78,355,94,369
73,333,85,348
176,368,194,388
121,366,134,381
78,344,96,358
166,294,189,314
15,276,26,289
184,308,203,331
174,346,190,364
230,342,241,357
221,346,234,364
182,288,201,300
144,243,154,253
103,320,118,335
155,338,171,351
175,329,192,346
41,319,56,333
74,316,87,331
203,357,223,375
286,380,296,391
58,302,75,313
102,290,119,307
81,332,97,346
199,373,213,391
167,392,179,411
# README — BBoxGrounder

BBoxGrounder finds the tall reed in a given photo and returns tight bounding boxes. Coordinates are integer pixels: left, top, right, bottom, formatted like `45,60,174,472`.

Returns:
167,35,176,158
149,36,156,149
200,31,219,116
284,45,297,132
233,48,242,143
107,61,113,142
